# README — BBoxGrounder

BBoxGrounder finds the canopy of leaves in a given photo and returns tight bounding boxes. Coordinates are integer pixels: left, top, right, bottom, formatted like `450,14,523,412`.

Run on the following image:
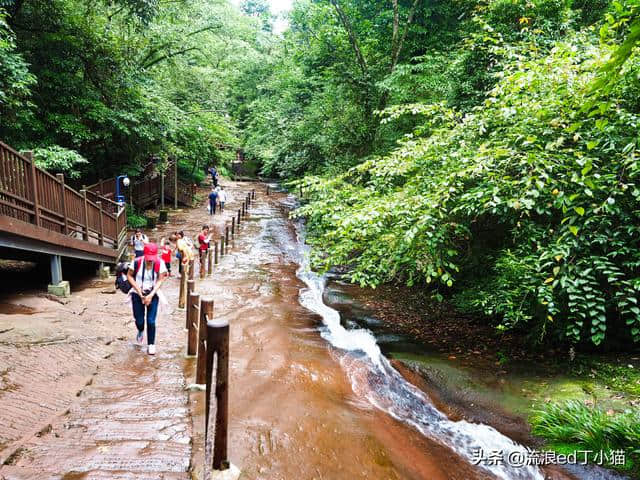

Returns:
0,0,270,182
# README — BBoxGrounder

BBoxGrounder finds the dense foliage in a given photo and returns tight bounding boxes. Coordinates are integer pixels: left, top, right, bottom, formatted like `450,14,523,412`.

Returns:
2,0,640,348
0,0,270,183
241,0,640,349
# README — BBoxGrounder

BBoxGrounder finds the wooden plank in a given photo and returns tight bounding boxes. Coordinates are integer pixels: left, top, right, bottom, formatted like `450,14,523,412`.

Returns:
0,214,118,259
81,189,89,241
56,174,69,235
25,151,41,227
97,201,104,246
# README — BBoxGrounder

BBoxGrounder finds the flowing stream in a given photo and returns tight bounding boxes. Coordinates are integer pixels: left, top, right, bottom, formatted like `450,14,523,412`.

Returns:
284,198,544,480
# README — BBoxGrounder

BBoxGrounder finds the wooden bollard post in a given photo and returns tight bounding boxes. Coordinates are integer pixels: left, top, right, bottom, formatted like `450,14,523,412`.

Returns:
179,264,188,309
185,279,195,328
220,236,225,257
200,252,206,279
187,292,200,356
242,202,246,217
266,185,270,196
214,241,219,265
231,216,235,235
188,259,195,281
225,225,230,246
237,209,241,227
247,194,251,208
207,248,213,277
196,298,214,385
205,317,230,471
252,189,255,200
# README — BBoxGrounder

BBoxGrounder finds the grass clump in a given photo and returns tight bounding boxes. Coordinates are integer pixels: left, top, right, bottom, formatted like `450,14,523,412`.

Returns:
531,401,640,474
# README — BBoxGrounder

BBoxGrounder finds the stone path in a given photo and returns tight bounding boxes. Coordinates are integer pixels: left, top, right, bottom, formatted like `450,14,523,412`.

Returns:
0,280,192,480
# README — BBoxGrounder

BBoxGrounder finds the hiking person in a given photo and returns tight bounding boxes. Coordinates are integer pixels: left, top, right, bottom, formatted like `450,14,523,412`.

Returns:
175,230,194,277
160,238,174,276
208,166,218,187
197,225,212,274
218,185,228,213
130,229,148,258
208,187,218,215
126,243,168,355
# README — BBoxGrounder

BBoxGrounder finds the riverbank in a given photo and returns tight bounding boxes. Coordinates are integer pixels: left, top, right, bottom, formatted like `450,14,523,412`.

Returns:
324,279,640,478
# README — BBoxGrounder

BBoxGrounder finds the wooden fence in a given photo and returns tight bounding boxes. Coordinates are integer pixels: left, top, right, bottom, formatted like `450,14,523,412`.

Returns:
0,141,127,251
86,168,196,210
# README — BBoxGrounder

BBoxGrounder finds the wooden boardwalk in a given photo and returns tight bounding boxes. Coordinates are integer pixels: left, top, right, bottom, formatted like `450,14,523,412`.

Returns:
0,141,127,263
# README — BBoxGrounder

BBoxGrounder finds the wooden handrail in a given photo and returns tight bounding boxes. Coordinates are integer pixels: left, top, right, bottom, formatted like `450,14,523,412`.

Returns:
0,140,127,257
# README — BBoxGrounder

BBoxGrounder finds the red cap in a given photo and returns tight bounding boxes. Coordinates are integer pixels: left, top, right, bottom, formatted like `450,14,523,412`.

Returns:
143,242,158,262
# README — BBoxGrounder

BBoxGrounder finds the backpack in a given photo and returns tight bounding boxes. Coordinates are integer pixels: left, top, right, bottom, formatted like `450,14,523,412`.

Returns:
115,262,132,294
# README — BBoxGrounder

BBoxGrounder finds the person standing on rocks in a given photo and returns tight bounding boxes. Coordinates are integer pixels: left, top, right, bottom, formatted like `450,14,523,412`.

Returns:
127,243,167,355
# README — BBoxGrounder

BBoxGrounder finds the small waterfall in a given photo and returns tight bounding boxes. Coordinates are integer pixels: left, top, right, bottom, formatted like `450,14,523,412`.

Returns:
291,219,544,480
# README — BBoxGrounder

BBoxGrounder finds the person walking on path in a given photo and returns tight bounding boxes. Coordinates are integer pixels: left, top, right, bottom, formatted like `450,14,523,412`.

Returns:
208,187,218,215
175,230,194,277
130,229,148,258
218,185,228,213
197,225,212,275
127,243,167,355
160,238,174,277
208,166,218,187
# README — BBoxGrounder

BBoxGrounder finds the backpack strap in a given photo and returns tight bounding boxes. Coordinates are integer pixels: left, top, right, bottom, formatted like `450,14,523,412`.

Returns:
134,258,160,282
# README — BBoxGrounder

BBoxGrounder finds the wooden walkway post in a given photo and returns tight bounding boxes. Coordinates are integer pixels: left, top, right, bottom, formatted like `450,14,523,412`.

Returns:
174,159,178,210
56,174,69,235
225,226,229,247
96,201,104,246
205,316,230,471
188,259,195,281
185,279,195,328
208,248,213,276
214,241,219,265
220,236,225,257
80,189,89,241
231,217,235,235
179,263,188,309
267,185,270,196
25,151,41,227
196,298,214,384
252,189,255,200
237,209,241,227
200,252,206,279
187,292,200,356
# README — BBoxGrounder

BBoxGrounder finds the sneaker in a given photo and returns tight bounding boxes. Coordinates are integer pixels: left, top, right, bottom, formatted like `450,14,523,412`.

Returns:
148,344,156,355
136,331,143,345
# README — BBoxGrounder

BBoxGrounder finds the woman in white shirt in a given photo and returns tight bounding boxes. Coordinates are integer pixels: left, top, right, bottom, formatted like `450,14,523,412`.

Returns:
127,242,167,355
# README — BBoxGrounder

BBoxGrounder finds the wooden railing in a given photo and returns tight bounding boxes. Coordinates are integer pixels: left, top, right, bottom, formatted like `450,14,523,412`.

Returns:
87,168,196,210
0,141,127,252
